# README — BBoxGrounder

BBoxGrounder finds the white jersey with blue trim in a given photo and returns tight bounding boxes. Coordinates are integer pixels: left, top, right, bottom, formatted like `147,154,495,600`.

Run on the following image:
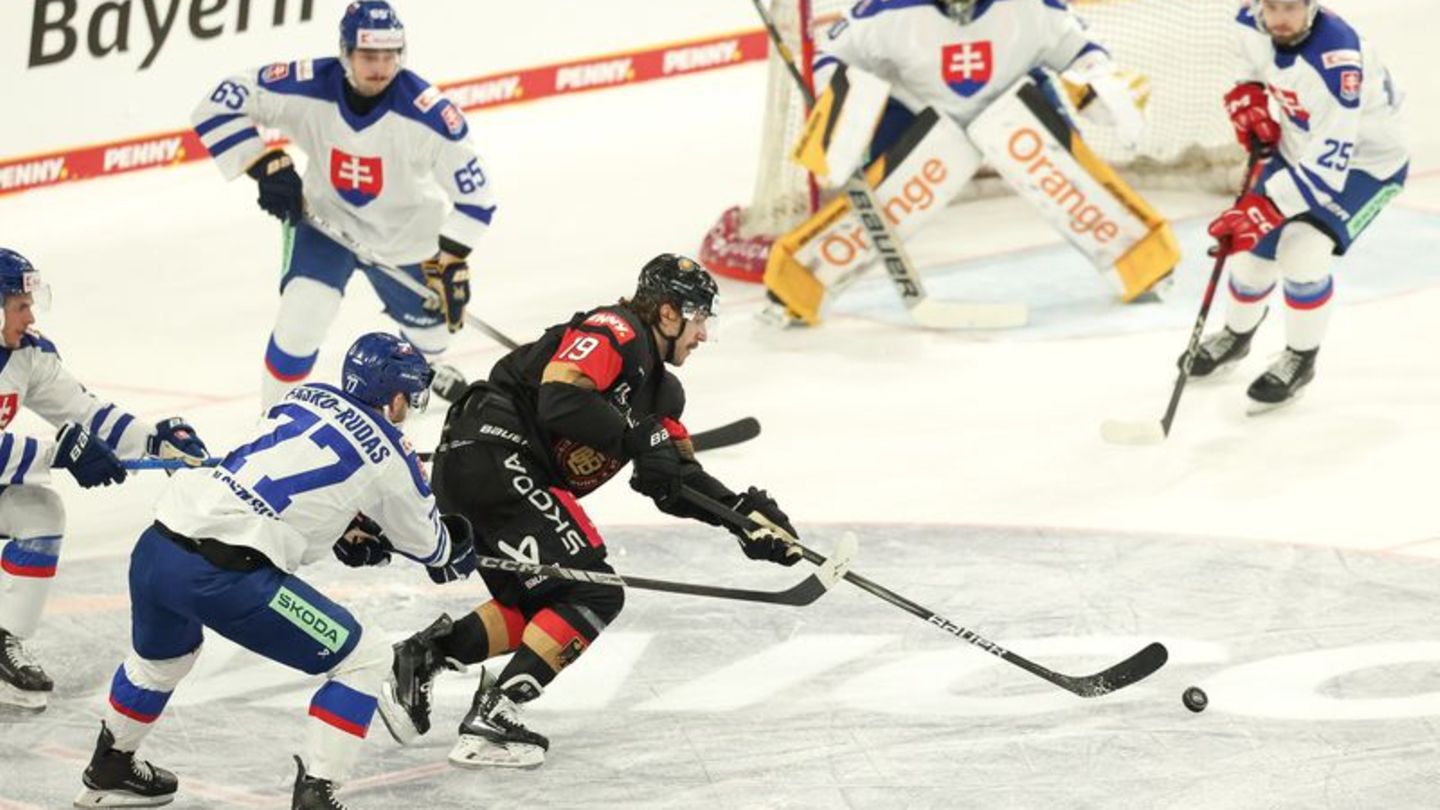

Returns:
154,383,449,574
0,332,150,487
1233,5,1407,218
817,0,1103,127
191,58,496,265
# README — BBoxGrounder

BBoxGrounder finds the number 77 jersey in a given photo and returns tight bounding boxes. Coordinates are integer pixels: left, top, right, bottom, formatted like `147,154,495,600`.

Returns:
153,383,451,573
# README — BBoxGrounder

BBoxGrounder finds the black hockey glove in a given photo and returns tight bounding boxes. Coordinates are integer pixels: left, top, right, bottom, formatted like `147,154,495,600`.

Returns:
624,416,687,508
427,514,477,584
422,250,470,334
729,487,802,567
332,513,393,568
146,417,209,468
53,423,126,489
245,149,304,224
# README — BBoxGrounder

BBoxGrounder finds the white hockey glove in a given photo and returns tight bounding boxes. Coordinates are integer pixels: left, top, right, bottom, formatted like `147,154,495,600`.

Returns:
1061,51,1151,151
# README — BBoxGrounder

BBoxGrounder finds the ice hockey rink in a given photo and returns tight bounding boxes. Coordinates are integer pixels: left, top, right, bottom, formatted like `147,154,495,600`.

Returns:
2,0,1439,807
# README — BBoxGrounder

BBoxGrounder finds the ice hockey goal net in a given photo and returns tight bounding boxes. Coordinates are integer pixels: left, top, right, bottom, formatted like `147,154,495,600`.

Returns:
703,0,1246,280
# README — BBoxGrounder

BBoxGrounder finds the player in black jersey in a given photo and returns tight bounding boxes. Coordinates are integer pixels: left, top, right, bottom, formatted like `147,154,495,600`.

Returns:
377,254,801,769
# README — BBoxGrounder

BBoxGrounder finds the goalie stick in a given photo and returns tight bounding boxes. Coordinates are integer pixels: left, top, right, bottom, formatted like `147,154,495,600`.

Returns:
474,532,855,607
304,212,521,350
751,0,1027,331
682,485,1168,697
1101,145,1269,445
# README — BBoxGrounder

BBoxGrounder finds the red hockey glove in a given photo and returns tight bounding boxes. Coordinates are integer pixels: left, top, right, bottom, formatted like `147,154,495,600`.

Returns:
1208,192,1285,257
1224,83,1281,150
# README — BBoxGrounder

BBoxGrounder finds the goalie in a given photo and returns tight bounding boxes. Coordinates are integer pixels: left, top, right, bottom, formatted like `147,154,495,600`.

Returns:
741,0,1179,325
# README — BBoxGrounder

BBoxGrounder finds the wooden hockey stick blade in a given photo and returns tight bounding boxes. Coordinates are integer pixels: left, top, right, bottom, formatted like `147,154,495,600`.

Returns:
689,417,761,452
122,457,222,471
908,298,1029,330
1048,641,1170,697
1099,419,1168,446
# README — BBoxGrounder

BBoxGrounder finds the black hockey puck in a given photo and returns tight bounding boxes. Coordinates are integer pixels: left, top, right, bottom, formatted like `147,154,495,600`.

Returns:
1182,685,1208,713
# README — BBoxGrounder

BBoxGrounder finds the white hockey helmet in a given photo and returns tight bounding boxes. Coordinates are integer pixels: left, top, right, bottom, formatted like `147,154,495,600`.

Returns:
937,0,981,24
1254,0,1321,43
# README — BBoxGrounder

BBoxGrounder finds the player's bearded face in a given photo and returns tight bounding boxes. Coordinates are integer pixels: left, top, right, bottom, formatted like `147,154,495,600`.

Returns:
1260,0,1310,45
670,314,710,366
350,49,401,96
1,295,34,350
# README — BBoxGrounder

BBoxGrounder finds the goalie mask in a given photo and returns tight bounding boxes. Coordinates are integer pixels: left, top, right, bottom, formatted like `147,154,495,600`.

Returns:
937,0,981,24
339,1,406,81
1254,0,1321,45
342,332,434,412
0,248,52,333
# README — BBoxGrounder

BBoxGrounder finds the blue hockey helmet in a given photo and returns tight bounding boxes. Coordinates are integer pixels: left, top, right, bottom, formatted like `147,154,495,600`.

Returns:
339,1,405,63
341,332,434,411
0,248,52,311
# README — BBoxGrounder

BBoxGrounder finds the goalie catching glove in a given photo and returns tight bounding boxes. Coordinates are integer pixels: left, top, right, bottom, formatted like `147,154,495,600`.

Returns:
422,239,471,333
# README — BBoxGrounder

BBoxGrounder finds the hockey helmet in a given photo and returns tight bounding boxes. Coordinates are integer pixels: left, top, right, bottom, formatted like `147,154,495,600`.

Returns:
636,254,720,323
0,248,52,311
340,1,405,60
1254,0,1321,42
342,332,434,411
937,0,981,24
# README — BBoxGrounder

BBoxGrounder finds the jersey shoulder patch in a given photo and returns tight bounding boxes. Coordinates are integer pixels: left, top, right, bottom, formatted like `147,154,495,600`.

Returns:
851,0,934,21
581,309,639,345
257,58,337,100
391,71,469,141
1235,3,1262,32
1297,12,1364,107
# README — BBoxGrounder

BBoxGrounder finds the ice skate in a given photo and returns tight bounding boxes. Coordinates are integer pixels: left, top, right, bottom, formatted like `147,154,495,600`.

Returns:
1180,311,1266,378
447,672,548,770
1246,347,1318,414
0,626,52,713
73,723,177,807
291,756,347,810
378,614,459,744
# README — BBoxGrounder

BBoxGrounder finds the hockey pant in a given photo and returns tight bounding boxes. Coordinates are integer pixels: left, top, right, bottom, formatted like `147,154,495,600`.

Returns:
263,221,452,409
1226,161,1409,350
0,486,65,639
432,437,622,697
103,525,390,783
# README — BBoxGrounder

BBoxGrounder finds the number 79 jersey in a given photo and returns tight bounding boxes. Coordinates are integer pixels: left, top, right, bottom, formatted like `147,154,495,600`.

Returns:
154,383,450,573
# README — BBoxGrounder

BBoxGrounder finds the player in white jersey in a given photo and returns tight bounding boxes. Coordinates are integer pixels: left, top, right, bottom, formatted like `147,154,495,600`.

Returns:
1191,0,1407,410
740,0,1173,325
0,248,209,714
74,333,476,810
192,0,496,411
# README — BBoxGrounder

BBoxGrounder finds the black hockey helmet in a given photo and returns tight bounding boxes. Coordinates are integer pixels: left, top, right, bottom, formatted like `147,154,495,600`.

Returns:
635,254,719,321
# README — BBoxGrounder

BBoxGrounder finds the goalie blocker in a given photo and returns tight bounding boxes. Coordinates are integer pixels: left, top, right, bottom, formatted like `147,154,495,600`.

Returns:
763,67,1178,325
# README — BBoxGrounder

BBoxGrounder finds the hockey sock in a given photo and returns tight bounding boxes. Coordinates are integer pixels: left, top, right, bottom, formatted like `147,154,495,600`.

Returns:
1277,223,1337,352
103,649,199,751
437,601,524,665
1223,252,1277,335
0,535,62,638
496,606,604,694
304,625,388,782
263,278,342,410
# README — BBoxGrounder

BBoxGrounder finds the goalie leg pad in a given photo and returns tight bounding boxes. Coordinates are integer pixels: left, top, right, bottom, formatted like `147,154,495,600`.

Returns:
765,109,982,323
968,77,1178,302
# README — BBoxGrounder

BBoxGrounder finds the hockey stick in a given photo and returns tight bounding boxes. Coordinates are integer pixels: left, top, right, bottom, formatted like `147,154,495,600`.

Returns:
304,213,520,350
473,532,855,606
415,416,763,463
1100,146,1269,445
689,416,761,452
122,457,223,471
750,0,1027,330
682,486,1168,697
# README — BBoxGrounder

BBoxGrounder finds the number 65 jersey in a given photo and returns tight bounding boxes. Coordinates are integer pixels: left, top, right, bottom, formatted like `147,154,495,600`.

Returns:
1233,5,1408,219
154,384,450,573
191,58,497,265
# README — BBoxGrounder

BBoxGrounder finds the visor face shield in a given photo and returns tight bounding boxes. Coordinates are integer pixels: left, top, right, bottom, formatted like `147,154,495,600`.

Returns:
407,369,435,411
681,297,718,342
